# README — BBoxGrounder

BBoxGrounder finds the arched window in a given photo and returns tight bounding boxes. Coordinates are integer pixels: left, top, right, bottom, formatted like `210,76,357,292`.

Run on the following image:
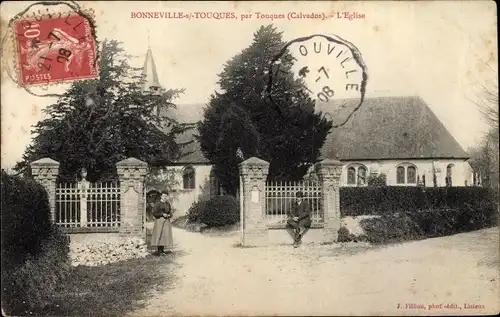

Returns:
396,163,418,185
358,166,367,185
396,166,405,184
346,164,368,186
446,164,454,187
347,167,356,185
407,166,416,184
183,166,196,189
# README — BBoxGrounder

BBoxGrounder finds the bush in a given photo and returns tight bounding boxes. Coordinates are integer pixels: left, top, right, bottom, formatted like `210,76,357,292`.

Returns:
2,227,70,315
199,195,240,227
1,171,53,270
337,226,364,243
187,199,209,223
337,227,352,242
1,171,71,315
341,186,498,217
367,173,387,187
359,205,498,244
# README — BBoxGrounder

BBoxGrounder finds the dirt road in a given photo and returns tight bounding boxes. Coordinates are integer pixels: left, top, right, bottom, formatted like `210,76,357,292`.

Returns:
130,227,499,316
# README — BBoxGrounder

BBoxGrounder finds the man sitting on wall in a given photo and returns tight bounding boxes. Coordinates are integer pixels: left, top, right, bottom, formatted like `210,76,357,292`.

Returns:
287,191,312,248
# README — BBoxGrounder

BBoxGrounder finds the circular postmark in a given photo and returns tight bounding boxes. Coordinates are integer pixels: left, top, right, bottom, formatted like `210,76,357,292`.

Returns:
266,34,368,127
1,1,99,97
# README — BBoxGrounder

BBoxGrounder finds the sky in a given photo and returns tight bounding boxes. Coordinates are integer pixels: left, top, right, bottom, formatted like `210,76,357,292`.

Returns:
1,1,498,168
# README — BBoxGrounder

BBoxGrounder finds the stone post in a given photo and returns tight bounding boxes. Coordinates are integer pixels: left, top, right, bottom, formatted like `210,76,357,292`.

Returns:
116,158,148,238
314,159,343,241
77,168,90,227
30,158,60,223
239,157,270,247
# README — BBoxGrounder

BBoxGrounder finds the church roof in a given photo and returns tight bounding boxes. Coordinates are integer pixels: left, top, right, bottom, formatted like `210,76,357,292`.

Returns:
169,96,468,164
318,96,469,160
142,47,161,90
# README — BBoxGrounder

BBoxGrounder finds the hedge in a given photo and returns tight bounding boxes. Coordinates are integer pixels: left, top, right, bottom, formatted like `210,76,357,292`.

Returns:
340,186,498,217
358,204,498,244
198,195,240,227
1,171,70,315
3,230,70,315
1,172,54,269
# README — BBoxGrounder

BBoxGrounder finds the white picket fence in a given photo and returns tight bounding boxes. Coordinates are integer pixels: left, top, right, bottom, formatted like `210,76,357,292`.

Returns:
55,181,121,228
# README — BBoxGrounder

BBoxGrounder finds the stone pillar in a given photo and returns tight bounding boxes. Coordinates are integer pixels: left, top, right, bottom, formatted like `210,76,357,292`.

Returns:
314,159,343,241
30,158,60,223
239,157,270,247
116,158,148,238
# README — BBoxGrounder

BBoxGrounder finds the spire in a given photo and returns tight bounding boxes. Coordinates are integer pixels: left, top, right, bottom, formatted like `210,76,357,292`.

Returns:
142,46,161,91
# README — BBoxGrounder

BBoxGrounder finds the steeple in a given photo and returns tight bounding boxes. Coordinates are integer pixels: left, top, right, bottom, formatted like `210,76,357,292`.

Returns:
142,45,161,91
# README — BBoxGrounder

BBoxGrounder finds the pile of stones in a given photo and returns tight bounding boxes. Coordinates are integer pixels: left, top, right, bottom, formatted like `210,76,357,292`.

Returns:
69,236,149,267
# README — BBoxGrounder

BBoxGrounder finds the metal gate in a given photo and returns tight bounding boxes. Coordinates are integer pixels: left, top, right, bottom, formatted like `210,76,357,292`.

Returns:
55,180,121,228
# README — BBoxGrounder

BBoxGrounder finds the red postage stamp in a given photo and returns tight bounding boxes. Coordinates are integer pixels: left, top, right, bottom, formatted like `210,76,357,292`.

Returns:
12,12,98,86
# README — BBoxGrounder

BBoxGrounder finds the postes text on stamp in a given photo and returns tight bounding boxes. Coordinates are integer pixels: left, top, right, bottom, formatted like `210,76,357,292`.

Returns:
13,12,98,86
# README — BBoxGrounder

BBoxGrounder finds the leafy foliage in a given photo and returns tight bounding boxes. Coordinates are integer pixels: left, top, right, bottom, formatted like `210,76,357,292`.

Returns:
337,226,353,242
14,40,190,182
186,199,209,223
198,25,332,195
359,206,498,244
199,195,240,227
145,167,182,220
1,171,53,268
340,186,498,217
367,173,387,187
3,232,70,316
199,101,260,194
1,171,70,315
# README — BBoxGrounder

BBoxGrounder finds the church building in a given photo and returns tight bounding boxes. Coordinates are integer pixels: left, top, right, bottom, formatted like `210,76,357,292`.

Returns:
141,48,476,217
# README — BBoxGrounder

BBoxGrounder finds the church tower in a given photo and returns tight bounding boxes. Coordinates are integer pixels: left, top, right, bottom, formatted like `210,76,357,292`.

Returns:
141,45,179,133
142,46,162,92
142,46,163,118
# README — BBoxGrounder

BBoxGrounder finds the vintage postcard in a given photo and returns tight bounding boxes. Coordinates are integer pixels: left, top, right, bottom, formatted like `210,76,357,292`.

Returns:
1,1,498,316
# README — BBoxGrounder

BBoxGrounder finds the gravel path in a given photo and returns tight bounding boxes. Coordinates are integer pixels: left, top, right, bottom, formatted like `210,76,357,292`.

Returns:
130,227,499,316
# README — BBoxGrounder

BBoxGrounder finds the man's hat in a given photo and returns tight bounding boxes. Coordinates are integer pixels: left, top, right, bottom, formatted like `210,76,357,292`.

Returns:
296,191,304,198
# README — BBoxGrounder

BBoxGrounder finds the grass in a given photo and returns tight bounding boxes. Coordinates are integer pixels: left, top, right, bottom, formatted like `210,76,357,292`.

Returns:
35,254,176,317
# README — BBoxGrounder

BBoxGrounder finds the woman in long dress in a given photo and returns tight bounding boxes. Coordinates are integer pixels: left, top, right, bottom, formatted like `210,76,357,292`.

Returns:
151,191,174,255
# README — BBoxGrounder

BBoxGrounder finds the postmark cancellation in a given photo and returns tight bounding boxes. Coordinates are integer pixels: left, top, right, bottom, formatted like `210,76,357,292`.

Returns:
268,34,368,128
4,4,98,88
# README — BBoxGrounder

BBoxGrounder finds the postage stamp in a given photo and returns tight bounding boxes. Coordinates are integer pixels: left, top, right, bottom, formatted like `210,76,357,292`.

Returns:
10,8,98,86
267,34,368,127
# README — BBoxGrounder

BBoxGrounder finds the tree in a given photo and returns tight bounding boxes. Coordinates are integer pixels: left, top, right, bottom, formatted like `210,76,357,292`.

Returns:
468,62,499,189
468,133,499,188
198,25,332,194
199,98,260,195
14,39,191,182
470,62,498,136
367,173,387,187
